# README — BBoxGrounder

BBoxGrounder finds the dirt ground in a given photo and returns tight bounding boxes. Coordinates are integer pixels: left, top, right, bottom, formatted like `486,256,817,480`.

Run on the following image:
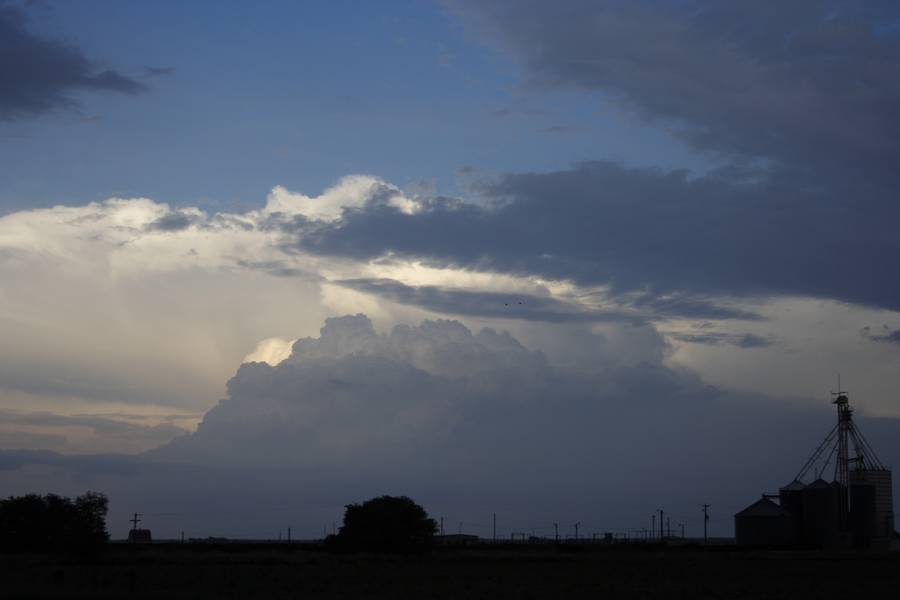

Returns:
2,544,898,599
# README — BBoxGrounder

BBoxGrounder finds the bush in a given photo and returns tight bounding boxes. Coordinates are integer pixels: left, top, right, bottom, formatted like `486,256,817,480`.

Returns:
336,495,437,552
0,491,109,552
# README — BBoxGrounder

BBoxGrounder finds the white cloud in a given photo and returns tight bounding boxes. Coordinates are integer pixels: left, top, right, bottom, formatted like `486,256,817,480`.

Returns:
263,175,420,222
242,337,296,366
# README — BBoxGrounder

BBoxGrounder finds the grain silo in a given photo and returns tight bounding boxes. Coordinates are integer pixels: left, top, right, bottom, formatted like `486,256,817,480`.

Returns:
778,480,806,542
801,479,840,546
736,388,894,548
850,469,894,547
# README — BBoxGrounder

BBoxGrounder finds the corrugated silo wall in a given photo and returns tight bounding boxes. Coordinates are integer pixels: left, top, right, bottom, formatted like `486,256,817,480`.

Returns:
849,483,876,547
779,489,805,542
802,485,841,547
851,470,894,540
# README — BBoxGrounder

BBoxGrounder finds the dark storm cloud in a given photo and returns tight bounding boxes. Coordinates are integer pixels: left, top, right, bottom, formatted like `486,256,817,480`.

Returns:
0,3,147,120
335,277,755,323
671,332,773,349
451,1,900,180
298,160,900,312
285,1,900,314
335,277,633,323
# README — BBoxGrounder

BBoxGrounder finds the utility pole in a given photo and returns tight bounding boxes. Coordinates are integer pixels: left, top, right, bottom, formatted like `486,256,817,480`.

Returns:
493,513,497,543
702,504,710,545
554,522,559,542
658,510,664,542
574,522,580,542
129,512,141,543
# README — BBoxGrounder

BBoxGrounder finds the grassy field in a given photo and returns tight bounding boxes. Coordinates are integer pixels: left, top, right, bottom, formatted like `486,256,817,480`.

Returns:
2,544,898,599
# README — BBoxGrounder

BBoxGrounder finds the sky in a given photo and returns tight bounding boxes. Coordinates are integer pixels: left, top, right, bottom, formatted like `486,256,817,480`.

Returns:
2,0,900,539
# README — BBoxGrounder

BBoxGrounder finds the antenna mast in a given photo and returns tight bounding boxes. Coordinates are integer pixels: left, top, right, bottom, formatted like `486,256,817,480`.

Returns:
795,381,886,492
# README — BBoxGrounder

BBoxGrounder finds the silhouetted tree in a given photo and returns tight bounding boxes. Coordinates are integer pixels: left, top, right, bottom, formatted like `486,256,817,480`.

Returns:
0,491,109,552
336,495,437,551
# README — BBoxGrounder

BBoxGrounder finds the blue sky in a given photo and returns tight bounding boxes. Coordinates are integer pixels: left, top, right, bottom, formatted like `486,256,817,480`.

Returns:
0,0,705,213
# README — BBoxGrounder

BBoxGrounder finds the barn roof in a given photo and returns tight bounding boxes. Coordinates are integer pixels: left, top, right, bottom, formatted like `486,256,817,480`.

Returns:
780,480,806,491
735,497,790,518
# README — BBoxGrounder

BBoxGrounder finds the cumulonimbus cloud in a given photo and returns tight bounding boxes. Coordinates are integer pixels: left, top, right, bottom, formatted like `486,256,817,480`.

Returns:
6,312,882,538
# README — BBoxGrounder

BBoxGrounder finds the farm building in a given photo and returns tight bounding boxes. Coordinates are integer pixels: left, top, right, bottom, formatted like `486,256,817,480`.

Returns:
735,391,894,548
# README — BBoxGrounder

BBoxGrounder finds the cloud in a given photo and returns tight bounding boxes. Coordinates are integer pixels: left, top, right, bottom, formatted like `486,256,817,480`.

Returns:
0,192,333,412
0,313,886,539
0,2,147,120
450,1,900,181
335,277,758,323
540,125,579,135
0,409,191,453
861,325,900,345
142,66,174,78
0,177,551,426
670,332,773,349
144,315,898,493
492,107,552,119
242,337,296,366
357,2,900,316
147,209,202,231
264,176,420,222
0,430,67,450
2,175,899,446
334,278,637,323
296,160,900,313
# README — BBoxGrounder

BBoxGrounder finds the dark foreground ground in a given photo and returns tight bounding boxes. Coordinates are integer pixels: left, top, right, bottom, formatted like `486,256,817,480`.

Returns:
2,544,898,599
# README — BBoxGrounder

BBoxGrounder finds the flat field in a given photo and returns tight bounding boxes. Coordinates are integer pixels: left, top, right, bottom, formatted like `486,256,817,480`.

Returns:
2,544,898,599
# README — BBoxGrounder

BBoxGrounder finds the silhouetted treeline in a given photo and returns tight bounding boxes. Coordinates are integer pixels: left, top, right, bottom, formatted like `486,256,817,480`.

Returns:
328,495,436,552
0,492,109,552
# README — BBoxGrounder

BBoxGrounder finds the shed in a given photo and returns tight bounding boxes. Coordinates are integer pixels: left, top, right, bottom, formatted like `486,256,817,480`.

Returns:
127,529,153,543
735,497,795,546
